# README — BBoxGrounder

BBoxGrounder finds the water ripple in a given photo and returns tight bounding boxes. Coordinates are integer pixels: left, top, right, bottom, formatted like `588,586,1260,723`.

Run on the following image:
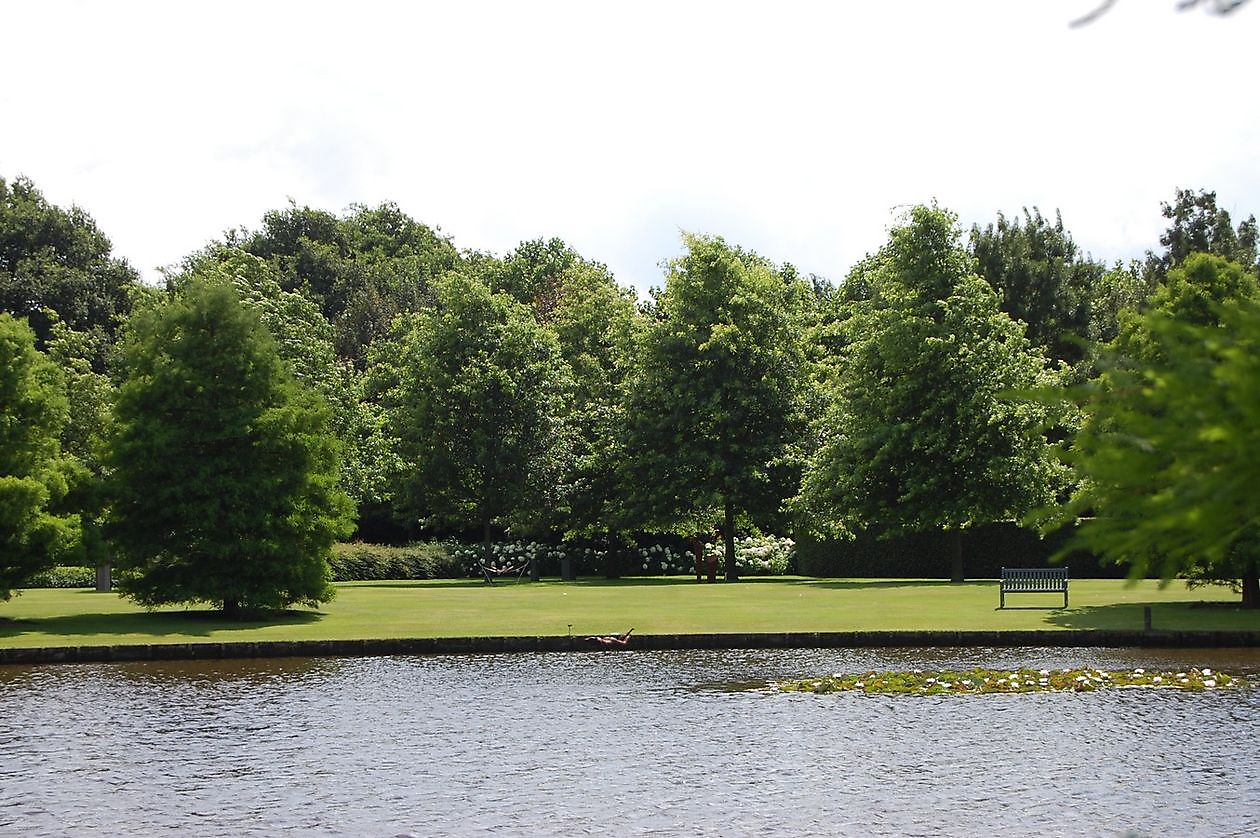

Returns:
1,647,1258,836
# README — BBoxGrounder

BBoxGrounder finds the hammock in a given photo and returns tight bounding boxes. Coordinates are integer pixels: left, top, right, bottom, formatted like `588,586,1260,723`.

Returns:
477,556,531,584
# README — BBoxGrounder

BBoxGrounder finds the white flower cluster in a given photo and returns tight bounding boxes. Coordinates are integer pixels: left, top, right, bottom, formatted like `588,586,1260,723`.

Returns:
447,535,795,577
637,543,694,574
703,535,795,576
449,540,607,575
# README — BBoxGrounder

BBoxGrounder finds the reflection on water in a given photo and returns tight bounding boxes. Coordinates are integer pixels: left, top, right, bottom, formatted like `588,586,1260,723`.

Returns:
2,648,1259,837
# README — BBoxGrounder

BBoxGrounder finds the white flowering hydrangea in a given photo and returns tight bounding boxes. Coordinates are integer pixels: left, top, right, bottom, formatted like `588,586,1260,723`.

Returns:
703,535,795,576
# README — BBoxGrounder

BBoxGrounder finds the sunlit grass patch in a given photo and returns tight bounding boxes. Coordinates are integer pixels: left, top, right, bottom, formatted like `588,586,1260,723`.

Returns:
773,667,1243,695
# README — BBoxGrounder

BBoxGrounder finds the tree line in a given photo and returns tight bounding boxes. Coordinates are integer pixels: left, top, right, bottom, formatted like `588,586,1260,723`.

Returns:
3,173,1258,611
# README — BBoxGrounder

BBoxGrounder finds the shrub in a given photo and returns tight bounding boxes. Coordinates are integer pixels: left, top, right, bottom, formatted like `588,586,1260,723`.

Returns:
704,535,795,576
449,541,613,577
24,566,96,589
329,542,464,581
440,535,797,579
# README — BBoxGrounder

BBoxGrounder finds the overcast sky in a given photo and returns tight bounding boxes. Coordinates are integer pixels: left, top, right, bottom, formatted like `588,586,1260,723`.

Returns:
3,1,1257,295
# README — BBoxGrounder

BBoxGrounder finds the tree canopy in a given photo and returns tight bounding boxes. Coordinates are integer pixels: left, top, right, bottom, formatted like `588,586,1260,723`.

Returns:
372,269,570,557
622,234,808,579
1144,188,1259,282
1058,254,1260,604
797,205,1066,581
0,176,140,370
0,313,81,598
231,201,460,366
970,208,1104,366
104,280,352,615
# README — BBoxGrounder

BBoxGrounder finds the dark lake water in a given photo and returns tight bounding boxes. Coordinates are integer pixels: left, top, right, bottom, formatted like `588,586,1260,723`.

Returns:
2,647,1258,837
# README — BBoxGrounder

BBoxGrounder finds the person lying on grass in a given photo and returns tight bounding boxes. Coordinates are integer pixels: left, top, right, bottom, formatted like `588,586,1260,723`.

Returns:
585,629,633,647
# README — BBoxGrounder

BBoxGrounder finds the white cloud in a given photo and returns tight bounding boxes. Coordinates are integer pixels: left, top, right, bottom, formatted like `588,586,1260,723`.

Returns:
2,0,1256,293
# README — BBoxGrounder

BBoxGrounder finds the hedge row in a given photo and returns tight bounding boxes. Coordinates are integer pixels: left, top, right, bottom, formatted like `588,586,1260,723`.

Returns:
329,542,466,581
793,522,1135,579
22,527,1119,588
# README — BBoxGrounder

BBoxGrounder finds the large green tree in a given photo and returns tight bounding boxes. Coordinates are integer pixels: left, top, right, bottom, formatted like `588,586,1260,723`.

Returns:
796,205,1066,581
1143,188,1258,282
372,269,570,559
0,176,140,370
491,238,643,541
1058,253,1260,604
43,314,116,584
0,314,81,599
169,248,398,510
970,208,1105,366
622,234,808,580
105,281,352,616
232,201,460,366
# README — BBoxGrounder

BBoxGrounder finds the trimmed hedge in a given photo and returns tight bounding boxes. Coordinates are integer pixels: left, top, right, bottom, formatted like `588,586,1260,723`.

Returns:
793,522,1135,579
329,542,466,581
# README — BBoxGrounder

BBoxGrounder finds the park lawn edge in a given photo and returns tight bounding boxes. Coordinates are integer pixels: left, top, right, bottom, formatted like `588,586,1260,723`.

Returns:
4,577,1260,663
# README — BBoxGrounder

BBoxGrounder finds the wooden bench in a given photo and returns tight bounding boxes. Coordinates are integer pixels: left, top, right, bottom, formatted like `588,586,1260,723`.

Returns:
999,567,1068,609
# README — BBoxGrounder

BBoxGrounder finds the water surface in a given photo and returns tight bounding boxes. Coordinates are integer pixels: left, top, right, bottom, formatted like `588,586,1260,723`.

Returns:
2,647,1257,836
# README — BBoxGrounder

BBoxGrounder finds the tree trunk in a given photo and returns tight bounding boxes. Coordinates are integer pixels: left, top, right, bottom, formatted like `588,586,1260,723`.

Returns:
94,563,112,593
222,598,242,618
1242,557,1259,609
724,497,739,582
949,529,964,583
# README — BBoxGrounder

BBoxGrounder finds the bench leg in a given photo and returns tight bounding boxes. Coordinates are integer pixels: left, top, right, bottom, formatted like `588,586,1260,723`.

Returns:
1000,589,1005,609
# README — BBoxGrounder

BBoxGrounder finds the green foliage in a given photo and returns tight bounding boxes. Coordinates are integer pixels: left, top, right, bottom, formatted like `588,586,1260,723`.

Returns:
372,269,570,550
0,314,82,598
328,542,463,581
796,206,1067,577
1056,278,1260,603
0,175,139,370
1144,188,1259,281
233,201,460,366
169,248,399,506
622,233,809,578
970,208,1105,365
43,315,115,570
104,280,354,615
23,565,96,589
793,522,1113,579
491,239,644,538
1088,261,1155,346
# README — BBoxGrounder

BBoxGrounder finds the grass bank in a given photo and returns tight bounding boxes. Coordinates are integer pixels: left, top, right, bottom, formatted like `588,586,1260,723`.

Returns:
2,577,1258,650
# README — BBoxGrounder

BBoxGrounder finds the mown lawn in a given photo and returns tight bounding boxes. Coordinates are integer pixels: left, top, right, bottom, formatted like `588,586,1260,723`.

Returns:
1,576,1257,649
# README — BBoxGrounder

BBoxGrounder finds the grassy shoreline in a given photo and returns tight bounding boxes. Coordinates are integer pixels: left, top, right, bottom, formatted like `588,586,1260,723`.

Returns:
3,577,1259,650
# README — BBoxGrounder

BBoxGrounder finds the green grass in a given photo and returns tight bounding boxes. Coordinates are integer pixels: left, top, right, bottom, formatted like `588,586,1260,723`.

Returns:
1,576,1258,649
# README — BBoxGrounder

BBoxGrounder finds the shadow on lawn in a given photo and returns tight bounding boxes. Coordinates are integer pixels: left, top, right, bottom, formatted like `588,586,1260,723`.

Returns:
1044,600,1258,631
0,607,323,642
799,579,995,591
346,576,721,590
353,576,1002,591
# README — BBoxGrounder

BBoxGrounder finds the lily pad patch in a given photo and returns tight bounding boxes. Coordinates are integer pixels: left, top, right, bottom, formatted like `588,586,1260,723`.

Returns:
773,667,1242,695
